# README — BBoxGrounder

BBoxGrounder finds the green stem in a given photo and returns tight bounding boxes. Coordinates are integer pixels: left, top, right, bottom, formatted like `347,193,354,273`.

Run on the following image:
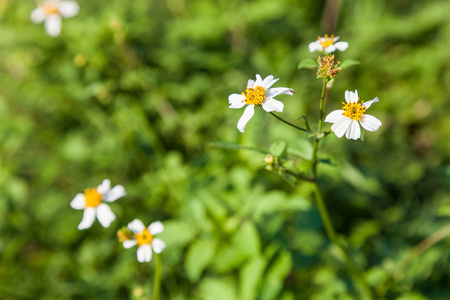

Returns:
312,183,373,299
318,81,327,132
153,254,162,300
269,112,311,133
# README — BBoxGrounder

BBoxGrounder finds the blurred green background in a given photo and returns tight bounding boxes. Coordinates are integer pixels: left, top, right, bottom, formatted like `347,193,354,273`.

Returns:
1,0,450,299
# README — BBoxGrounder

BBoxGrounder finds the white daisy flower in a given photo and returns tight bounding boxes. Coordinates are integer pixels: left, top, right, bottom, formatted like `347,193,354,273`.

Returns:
228,74,294,132
70,179,125,230
122,219,166,263
308,34,348,53
325,90,382,140
30,0,79,37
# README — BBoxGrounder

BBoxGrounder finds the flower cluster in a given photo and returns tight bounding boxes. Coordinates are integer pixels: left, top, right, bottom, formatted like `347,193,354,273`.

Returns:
317,54,342,82
70,179,166,263
308,34,348,53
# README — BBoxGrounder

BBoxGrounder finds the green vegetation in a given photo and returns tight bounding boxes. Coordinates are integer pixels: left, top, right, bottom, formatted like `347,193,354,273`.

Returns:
1,0,450,299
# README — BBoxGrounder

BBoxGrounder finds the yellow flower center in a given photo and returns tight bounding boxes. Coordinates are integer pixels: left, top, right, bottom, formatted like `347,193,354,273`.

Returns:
135,228,154,246
318,34,335,48
342,99,366,121
242,86,266,106
84,188,103,208
40,2,60,15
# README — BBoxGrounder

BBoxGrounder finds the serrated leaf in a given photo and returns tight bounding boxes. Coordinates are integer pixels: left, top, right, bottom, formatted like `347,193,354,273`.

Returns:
270,141,287,157
185,239,216,282
340,59,360,69
297,58,317,69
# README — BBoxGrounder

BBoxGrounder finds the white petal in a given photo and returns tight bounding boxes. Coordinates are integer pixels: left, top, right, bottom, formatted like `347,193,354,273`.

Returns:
265,87,294,98
97,179,111,194
123,240,137,249
334,41,348,52
254,74,263,86
152,238,166,254
261,75,279,89
324,110,345,123
324,45,336,53
362,97,379,109
148,221,164,235
128,219,146,233
345,120,361,140
360,114,382,132
77,207,96,230
348,90,359,103
344,90,351,103
308,41,322,53
331,117,352,138
137,245,152,263
96,203,116,228
237,105,255,133
261,98,283,112
44,14,62,37
228,94,246,109
59,1,79,18
30,8,46,23
103,185,125,202
333,36,340,42
247,79,255,87
70,193,86,210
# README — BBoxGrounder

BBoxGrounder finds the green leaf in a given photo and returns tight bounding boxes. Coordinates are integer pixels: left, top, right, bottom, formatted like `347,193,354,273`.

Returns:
261,251,293,300
340,59,361,69
185,239,216,282
270,141,287,157
239,256,266,300
297,58,317,69
199,277,237,300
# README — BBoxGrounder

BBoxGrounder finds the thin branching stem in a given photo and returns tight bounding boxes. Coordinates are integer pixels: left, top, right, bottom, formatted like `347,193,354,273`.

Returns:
269,112,312,133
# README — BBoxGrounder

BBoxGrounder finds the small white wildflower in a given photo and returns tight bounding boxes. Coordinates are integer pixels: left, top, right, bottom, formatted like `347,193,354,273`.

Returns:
30,0,79,37
123,219,166,263
228,74,294,132
325,90,382,140
70,179,125,230
308,34,348,53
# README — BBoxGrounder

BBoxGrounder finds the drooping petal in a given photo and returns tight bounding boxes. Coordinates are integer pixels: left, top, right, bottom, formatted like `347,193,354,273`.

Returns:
360,114,382,132
123,240,137,249
362,97,379,109
237,104,255,133
152,238,166,254
261,75,279,90
70,193,86,210
228,94,246,109
148,221,164,235
78,207,96,230
325,110,345,123
261,98,284,112
97,179,111,194
128,219,146,233
334,41,349,52
331,117,352,138
345,120,361,140
137,245,152,263
103,185,126,202
324,45,336,53
308,41,322,53
265,87,294,98
96,203,116,228
30,8,46,23
44,14,62,37
59,1,79,18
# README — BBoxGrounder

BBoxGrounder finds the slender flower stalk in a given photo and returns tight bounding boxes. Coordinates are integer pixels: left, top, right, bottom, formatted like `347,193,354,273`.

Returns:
153,254,162,300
